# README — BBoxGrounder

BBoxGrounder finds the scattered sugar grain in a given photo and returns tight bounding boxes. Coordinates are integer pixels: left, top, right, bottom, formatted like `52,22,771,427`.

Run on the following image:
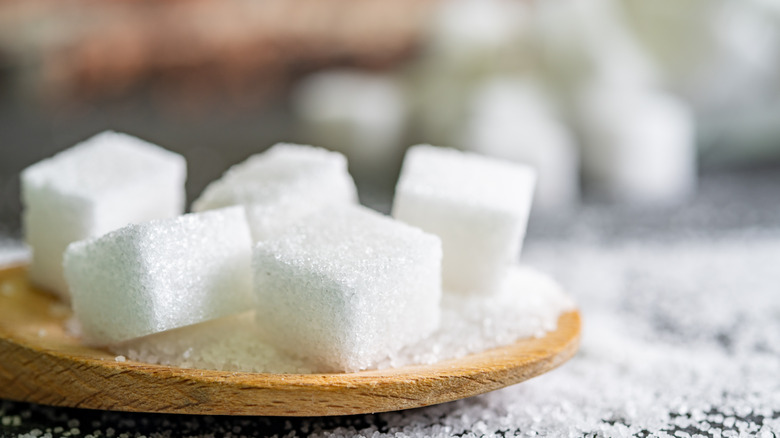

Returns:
114,356,126,363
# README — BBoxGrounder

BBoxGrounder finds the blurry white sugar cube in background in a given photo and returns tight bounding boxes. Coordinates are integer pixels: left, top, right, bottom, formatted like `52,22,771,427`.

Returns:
292,71,407,183
64,207,253,345
253,204,442,373
532,0,661,96
463,78,579,211
577,84,697,204
192,143,358,242
20,131,186,299
393,145,536,295
680,0,780,112
407,0,531,149
426,0,528,59
403,0,703,209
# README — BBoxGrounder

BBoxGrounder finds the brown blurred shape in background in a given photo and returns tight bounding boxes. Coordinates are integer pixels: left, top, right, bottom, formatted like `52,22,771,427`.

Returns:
1,0,779,235
0,0,433,109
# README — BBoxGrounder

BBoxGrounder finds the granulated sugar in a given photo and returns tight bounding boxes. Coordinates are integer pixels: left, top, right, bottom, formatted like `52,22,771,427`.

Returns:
111,265,573,373
2,171,779,436
490,235,780,437
112,312,315,374
377,266,574,369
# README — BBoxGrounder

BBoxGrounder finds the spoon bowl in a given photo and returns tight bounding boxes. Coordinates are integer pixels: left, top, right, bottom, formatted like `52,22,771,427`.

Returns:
0,265,580,416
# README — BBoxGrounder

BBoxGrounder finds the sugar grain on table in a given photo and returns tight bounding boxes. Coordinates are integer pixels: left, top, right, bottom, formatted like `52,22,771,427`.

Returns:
63,207,253,345
20,131,186,299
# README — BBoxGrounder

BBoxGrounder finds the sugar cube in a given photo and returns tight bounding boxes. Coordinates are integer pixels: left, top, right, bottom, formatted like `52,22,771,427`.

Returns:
292,70,406,182
578,86,696,204
392,145,536,294
253,205,442,372
428,0,528,58
63,207,253,345
21,131,186,298
192,143,358,241
464,79,580,210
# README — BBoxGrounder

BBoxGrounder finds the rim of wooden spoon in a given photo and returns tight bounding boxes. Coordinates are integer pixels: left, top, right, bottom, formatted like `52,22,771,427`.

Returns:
0,264,581,417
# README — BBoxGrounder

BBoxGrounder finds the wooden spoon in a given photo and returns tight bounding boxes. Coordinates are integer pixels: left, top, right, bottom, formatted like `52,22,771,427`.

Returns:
0,265,580,417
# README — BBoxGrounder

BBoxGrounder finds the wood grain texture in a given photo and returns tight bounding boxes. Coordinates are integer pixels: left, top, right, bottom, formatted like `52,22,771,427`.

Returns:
0,265,581,416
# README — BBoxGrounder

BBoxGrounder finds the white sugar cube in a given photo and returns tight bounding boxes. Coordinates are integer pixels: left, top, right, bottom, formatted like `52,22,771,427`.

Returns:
292,71,406,180
253,205,442,372
63,207,253,345
392,145,536,295
192,143,358,241
21,131,186,299
428,0,528,58
578,86,696,204
464,79,580,210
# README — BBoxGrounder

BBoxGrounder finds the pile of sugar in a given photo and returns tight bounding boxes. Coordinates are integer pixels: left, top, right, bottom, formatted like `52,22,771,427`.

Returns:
110,265,575,373
3,227,779,437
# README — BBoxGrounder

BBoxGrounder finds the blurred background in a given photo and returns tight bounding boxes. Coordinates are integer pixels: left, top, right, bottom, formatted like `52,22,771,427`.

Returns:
2,3,780,435
1,0,779,235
